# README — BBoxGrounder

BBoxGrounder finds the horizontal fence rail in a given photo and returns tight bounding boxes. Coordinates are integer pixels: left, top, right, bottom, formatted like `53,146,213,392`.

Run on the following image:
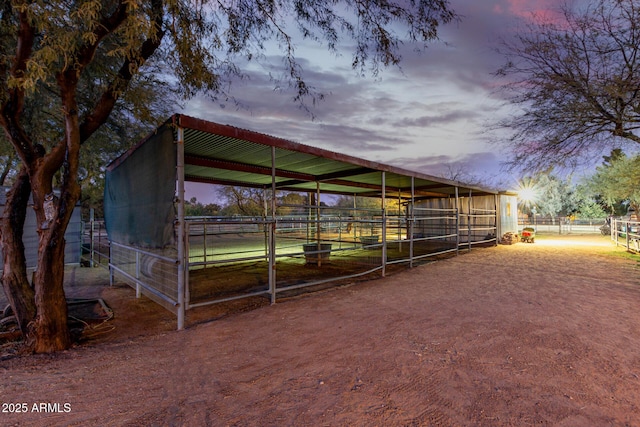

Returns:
87,200,499,328
610,219,640,253
182,205,496,310
518,216,609,234
109,241,180,312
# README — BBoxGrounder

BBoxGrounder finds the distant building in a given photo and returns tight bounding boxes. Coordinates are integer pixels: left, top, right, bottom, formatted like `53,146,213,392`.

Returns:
0,187,82,271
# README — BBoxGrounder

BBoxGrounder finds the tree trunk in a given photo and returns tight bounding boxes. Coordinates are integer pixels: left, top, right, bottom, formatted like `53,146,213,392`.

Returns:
0,158,77,352
27,171,79,353
0,164,78,352
12,65,85,353
32,232,70,353
0,168,36,338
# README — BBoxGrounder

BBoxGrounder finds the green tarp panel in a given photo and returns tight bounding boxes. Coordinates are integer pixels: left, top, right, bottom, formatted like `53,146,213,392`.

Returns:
104,125,177,248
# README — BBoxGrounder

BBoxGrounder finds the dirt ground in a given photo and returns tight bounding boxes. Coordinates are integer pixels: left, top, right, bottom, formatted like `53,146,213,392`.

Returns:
1,234,640,426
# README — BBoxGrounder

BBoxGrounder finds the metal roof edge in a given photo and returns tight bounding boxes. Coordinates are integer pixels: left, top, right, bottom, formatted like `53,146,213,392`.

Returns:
173,114,498,195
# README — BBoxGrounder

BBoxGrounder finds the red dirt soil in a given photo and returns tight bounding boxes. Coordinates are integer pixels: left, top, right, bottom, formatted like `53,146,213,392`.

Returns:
1,234,639,426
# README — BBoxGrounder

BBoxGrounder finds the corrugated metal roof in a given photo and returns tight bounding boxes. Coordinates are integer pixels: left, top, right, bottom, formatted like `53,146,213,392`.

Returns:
111,114,498,199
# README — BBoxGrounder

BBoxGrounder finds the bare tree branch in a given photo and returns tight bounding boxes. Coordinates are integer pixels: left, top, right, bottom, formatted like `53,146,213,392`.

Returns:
496,0,640,171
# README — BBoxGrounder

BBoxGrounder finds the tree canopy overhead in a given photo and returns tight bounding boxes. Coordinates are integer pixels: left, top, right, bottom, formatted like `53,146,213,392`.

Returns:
496,0,640,171
0,0,457,353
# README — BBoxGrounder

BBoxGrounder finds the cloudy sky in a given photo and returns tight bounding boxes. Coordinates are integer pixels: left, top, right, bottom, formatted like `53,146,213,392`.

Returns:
182,0,562,193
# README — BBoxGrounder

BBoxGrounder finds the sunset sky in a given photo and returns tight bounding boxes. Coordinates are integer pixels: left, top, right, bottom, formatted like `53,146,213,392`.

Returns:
182,0,566,197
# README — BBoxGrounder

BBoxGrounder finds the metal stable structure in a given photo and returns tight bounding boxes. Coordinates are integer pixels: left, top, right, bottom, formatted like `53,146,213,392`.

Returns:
104,114,508,328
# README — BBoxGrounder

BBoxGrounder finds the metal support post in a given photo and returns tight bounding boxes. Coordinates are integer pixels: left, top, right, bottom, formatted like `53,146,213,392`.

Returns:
264,186,269,260
410,176,415,268
176,126,186,330
353,194,357,241
468,189,472,251
203,222,208,266
381,171,386,277
316,181,322,267
269,146,277,304
397,189,402,252
89,208,95,267
494,194,498,246
135,251,141,298
455,187,460,255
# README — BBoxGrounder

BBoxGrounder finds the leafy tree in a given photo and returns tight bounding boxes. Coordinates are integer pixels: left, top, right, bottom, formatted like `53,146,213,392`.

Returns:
536,175,564,219
518,174,577,219
496,0,640,171
585,150,640,214
0,37,176,209
1,0,181,352
572,185,607,219
217,188,309,216
334,195,381,210
185,197,221,217
1,0,456,352
276,192,307,216
219,187,266,217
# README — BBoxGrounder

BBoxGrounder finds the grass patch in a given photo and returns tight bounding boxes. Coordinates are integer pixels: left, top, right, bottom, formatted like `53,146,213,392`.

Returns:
606,249,640,263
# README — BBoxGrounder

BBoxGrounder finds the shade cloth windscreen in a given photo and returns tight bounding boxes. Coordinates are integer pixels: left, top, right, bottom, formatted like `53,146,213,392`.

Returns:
104,125,176,248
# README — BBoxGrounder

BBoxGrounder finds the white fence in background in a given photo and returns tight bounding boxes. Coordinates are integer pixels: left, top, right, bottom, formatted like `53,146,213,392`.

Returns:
610,219,640,253
518,217,607,234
